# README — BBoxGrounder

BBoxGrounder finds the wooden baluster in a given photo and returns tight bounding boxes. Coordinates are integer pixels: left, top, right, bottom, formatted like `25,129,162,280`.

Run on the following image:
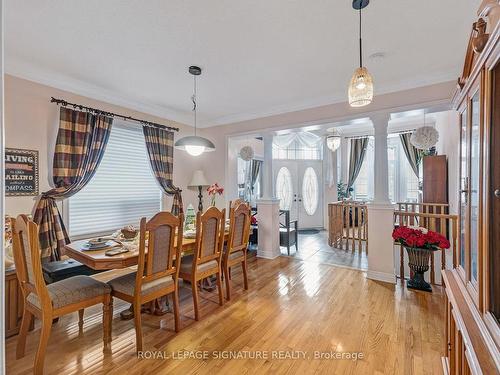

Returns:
357,205,362,253
351,203,355,252
429,216,436,285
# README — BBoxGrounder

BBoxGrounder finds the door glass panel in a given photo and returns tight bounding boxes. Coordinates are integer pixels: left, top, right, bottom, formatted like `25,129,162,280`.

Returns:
302,167,319,215
470,91,480,282
459,109,468,270
276,167,293,210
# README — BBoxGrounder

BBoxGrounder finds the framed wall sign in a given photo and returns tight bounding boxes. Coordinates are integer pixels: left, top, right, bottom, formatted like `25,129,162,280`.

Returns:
5,148,39,196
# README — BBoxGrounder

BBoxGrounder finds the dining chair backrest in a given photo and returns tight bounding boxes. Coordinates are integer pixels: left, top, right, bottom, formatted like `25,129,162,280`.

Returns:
194,206,225,267
136,212,184,293
11,215,50,309
229,199,245,208
228,201,251,253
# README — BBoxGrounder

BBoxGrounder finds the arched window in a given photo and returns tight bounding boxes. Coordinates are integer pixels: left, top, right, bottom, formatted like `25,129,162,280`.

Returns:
302,167,319,215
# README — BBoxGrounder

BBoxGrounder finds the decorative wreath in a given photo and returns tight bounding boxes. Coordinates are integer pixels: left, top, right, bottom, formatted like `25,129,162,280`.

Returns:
410,126,439,150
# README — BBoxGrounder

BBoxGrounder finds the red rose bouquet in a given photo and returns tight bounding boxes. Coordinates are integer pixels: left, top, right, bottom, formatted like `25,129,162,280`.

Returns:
207,183,224,206
392,226,450,250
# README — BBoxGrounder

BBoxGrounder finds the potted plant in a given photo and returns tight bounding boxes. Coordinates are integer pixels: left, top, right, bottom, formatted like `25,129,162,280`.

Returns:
207,183,224,207
392,226,450,292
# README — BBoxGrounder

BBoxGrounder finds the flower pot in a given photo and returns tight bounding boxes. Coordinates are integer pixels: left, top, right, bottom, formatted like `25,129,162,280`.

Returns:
404,246,436,292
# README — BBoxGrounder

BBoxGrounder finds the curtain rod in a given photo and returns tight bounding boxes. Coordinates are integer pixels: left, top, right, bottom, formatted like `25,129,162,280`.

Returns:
343,129,415,139
50,97,179,132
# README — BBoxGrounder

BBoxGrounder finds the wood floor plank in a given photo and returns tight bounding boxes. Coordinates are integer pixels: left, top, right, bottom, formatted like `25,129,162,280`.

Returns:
5,251,444,375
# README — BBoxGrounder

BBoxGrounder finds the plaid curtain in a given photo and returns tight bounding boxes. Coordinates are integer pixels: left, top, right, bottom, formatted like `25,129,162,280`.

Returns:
399,132,424,178
142,125,183,215
33,107,113,260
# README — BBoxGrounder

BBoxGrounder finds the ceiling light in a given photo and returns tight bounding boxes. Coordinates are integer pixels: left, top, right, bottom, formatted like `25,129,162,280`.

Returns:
174,66,216,156
348,0,374,107
326,132,341,152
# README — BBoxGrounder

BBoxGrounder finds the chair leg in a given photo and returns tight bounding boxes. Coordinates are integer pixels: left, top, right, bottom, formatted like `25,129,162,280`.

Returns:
102,294,112,351
223,266,231,301
133,302,143,354
191,279,200,321
229,267,232,280
216,271,224,306
242,260,249,290
78,309,84,331
16,308,33,359
34,314,52,375
173,287,180,332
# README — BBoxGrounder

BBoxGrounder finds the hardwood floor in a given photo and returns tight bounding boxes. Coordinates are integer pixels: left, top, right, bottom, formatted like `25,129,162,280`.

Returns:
5,252,444,375
279,230,368,270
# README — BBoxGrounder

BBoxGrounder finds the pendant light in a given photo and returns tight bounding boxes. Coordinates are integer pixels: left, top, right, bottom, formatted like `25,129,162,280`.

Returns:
348,0,374,107
175,66,216,156
326,130,341,152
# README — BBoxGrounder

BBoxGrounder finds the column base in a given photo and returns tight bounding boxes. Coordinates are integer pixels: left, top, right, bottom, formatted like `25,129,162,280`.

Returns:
256,199,281,259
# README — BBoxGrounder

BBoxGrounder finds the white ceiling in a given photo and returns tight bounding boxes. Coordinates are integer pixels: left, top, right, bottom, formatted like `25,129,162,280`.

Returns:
6,0,479,127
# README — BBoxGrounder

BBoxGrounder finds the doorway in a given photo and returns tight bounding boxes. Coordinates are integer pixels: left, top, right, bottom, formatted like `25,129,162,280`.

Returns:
273,159,323,229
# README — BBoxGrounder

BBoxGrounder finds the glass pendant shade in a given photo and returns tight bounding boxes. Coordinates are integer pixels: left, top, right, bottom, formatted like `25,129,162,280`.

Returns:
175,135,215,156
326,135,341,152
174,66,216,156
348,67,373,107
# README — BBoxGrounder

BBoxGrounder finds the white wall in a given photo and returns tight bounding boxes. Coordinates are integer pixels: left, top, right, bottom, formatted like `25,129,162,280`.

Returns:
4,75,208,218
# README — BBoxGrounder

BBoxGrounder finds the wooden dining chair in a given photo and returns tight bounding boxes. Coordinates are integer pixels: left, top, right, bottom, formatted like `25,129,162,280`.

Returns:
222,201,251,300
179,206,225,321
107,212,184,353
11,215,112,375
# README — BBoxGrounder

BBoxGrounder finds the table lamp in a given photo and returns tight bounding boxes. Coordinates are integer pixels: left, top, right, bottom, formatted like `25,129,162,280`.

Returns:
188,170,209,212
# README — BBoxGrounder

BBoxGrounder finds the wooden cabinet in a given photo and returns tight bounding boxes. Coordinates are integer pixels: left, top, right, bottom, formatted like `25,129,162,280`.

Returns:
443,3,500,374
423,155,448,204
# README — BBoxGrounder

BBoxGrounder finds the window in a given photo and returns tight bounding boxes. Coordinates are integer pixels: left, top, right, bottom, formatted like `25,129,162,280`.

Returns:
275,167,293,210
387,135,420,203
68,123,161,237
302,167,319,215
272,134,323,160
237,158,262,206
353,137,374,200
352,135,420,202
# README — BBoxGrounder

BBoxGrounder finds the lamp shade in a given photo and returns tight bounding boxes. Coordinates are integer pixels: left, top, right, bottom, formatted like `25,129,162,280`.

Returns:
348,67,374,107
188,170,209,187
175,136,216,156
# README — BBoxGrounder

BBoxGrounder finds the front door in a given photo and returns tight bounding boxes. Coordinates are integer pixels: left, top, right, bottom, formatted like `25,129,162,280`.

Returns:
273,160,323,229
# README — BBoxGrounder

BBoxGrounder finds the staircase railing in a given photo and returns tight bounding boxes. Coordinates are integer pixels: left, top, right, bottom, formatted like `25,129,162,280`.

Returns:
328,201,368,254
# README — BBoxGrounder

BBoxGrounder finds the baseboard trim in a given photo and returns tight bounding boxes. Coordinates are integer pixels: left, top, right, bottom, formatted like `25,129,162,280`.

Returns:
366,270,397,284
256,250,281,260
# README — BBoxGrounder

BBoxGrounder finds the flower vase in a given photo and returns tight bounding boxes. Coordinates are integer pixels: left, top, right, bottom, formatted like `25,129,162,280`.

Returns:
405,246,435,292
210,195,216,207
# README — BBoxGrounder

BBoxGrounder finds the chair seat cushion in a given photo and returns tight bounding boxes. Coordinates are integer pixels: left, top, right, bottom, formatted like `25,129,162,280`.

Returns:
107,272,174,297
180,255,218,276
27,275,110,309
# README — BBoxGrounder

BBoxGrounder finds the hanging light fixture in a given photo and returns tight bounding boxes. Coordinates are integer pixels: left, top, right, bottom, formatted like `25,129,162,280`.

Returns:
326,131,341,152
348,0,374,107
175,66,216,156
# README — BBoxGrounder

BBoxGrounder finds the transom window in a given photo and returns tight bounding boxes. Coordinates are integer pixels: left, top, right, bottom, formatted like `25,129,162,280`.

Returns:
68,123,161,237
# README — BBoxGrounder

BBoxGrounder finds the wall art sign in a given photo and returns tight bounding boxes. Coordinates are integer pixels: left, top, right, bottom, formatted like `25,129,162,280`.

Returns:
5,148,39,196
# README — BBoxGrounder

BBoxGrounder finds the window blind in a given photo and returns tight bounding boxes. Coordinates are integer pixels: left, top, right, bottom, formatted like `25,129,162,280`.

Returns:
69,123,161,237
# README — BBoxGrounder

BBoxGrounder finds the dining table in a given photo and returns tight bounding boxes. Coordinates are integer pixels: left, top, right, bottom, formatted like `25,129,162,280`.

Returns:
64,231,229,318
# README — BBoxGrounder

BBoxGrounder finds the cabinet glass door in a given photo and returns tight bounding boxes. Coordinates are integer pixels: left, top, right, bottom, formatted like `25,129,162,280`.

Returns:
459,107,468,271
470,90,481,284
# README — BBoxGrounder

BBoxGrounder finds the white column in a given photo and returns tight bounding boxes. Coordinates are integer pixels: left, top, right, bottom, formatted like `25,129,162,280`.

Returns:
257,132,280,259
371,114,391,204
366,113,395,284
261,132,275,199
